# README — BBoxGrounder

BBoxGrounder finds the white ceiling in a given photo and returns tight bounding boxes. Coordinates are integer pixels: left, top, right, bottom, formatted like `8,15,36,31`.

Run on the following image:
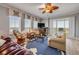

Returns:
7,3,79,19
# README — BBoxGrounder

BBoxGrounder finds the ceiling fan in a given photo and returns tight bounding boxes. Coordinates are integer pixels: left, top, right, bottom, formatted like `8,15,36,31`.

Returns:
39,3,59,14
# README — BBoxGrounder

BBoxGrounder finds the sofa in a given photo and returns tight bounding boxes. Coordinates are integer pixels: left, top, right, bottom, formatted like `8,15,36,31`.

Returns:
0,35,33,55
48,35,66,51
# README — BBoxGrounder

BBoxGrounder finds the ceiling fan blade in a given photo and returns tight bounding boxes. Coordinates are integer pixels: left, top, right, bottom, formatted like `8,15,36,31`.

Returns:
42,10,45,14
39,8,44,10
49,10,53,13
52,6,59,10
39,3,59,13
46,3,52,6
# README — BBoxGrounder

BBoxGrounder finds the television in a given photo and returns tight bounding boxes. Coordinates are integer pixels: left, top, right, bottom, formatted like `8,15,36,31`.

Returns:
38,23,45,28
58,28,64,31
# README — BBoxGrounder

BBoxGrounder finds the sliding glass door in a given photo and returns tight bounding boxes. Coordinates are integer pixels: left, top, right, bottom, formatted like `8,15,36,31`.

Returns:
52,19,69,37
57,20,65,36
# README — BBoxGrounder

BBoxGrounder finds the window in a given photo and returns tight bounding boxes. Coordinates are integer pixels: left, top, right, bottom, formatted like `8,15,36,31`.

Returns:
65,20,69,35
57,20,64,28
9,16,21,34
65,20,69,28
33,20,38,29
52,20,57,35
53,20,56,28
24,19,32,32
57,20,65,35
25,19,31,28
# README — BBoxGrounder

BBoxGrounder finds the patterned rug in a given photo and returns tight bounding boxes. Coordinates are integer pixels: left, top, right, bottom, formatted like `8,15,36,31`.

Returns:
26,37,61,55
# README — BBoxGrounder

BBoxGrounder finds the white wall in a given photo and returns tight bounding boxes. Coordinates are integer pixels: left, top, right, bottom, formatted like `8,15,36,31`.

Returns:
49,19,53,36
0,6,9,35
68,16,75,38
75,14,79,37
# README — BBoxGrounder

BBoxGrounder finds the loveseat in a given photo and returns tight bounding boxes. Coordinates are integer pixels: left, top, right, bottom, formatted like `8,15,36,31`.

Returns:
0,35,33,55
48,35,66,51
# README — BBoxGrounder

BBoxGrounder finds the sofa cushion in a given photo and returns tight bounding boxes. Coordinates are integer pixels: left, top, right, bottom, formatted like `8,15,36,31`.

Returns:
49,38,65,44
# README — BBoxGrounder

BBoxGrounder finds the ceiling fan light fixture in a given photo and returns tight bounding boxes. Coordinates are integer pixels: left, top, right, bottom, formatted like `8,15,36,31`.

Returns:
46,10,50,12
39,3,59,14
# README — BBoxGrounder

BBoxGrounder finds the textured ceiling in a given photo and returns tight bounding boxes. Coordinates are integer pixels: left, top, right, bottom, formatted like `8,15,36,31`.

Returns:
7,3,79,19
